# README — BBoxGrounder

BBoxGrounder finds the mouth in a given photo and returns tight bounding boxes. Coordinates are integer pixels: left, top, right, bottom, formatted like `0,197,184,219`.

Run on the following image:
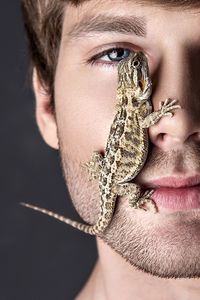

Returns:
142,175,200,212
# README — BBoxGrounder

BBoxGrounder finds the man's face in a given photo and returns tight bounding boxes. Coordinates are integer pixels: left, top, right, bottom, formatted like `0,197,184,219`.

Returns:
53,0,200,278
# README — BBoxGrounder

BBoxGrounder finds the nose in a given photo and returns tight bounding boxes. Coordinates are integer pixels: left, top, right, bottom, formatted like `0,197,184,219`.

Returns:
149,50,200,151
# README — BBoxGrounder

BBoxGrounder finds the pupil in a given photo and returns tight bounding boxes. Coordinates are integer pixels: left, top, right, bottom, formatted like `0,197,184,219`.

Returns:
108,49,130,61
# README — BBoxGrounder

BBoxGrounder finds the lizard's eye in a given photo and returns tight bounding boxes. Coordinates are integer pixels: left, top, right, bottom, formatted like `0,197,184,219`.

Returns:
133,60,140,68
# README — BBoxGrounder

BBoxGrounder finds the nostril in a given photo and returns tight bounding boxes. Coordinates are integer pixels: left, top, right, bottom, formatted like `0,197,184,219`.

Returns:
190,132,200,142
158,133,165,141
149,132,165,149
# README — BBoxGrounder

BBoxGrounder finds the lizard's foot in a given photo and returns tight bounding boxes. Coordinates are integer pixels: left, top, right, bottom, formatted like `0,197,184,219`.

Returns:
115,182,141,207
137,189,158,213
116,183,158,213
159,98,181,118
82,151,103,180
141,98,181,128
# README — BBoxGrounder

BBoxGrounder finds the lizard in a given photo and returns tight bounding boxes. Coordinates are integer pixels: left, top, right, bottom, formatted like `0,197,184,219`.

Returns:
20,51,181,235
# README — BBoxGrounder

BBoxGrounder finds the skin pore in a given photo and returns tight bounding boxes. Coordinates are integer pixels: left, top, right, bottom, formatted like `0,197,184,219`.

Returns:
34,1,200,299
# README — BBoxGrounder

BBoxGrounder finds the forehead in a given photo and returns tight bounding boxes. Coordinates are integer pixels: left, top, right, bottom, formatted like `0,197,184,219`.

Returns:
70,0,200,9
64,0,200,25
63,0,200,39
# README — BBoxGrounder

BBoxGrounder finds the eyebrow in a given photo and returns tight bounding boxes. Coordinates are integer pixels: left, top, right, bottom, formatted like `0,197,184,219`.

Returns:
67,14,147,39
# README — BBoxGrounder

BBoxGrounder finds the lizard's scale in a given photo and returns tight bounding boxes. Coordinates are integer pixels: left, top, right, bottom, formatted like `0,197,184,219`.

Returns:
20,52,181,235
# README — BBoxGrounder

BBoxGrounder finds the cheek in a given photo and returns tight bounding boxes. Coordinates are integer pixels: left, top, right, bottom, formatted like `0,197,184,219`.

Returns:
54,64,118,161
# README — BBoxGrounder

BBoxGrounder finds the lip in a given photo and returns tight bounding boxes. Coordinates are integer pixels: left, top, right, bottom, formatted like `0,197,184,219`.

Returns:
145,175,200,188
142,176,200,211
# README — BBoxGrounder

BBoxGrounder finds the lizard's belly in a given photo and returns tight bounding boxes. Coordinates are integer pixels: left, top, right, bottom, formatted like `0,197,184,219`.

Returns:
115,127,149,183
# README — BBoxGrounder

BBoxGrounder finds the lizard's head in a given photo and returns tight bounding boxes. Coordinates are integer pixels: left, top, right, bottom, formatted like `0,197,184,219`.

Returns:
118,51,152,101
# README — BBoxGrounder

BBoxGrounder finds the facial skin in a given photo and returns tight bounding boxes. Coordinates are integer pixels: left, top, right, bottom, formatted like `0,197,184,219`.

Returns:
34,0,200,281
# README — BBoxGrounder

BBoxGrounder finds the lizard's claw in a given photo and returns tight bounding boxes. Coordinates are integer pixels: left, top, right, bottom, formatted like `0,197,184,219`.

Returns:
159,98,181,118
159,101,164,109
137,189,158,213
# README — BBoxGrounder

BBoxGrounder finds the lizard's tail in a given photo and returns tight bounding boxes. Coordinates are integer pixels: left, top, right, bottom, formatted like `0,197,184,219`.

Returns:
20,202,108,235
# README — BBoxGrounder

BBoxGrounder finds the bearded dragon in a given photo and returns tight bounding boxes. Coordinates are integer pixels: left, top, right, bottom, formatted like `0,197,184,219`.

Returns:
20,52,181,235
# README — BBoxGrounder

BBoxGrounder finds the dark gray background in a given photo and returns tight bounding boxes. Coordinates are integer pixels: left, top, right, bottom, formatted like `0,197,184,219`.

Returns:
0,2,97,299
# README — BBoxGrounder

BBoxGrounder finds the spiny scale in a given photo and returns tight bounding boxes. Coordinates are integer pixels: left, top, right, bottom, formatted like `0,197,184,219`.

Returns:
20,52,181,235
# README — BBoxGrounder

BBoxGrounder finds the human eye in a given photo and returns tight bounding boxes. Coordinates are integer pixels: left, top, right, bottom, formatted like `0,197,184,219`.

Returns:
88,47,132,67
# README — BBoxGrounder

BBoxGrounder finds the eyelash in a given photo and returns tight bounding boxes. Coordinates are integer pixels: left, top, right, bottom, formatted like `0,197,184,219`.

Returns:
88,47,133,67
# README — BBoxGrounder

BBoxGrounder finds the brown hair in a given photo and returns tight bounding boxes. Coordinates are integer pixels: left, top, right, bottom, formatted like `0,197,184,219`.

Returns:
21,0,200,108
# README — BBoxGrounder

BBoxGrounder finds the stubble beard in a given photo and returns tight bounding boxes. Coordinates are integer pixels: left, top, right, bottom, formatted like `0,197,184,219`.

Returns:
58,136,200,279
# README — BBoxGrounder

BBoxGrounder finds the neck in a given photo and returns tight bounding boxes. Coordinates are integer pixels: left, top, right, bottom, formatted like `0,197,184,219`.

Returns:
76,238,200,300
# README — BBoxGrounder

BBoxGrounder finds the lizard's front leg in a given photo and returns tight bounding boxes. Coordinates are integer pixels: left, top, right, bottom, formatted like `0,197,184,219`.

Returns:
137,189,158,213
115,183,157,213
141,98,181,128
83,151,104,180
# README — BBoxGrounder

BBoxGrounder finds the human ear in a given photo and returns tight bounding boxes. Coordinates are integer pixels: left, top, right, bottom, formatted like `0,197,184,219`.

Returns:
32,68,59,150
